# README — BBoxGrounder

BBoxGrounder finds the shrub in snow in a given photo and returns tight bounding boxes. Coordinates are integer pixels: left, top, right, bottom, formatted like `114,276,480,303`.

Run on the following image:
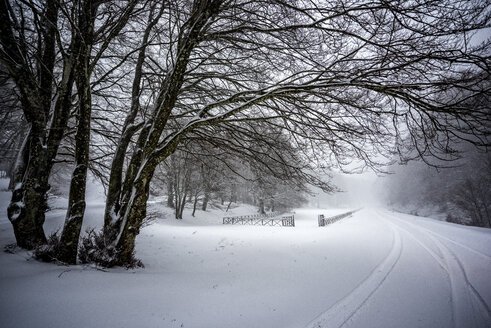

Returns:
78,228,144,269
33,231,64,263
446,214,471,226
4,243,18,254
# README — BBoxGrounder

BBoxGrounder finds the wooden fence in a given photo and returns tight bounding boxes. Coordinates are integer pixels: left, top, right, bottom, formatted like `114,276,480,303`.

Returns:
318,209,360,227
281,215,295,227
223,213,295,227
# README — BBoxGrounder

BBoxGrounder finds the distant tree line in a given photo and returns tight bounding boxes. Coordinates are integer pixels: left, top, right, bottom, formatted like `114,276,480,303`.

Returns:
152,134,309,220
384,146,491,228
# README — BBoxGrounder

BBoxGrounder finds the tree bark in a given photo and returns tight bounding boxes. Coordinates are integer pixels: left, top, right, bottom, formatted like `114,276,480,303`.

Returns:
7,128,49,248
114,176,151,266
174,178,187,220
1,0,79,249
166,180,175,208
103,2,160,231
192,193,199,217
201,164,210,211
225,200,232,212
59,0,98,263
201,192,209,211
258,198,265,215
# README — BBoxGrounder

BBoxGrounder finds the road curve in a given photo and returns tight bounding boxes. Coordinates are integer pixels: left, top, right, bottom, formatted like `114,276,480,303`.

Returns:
380,210,491,328
306,209,491,328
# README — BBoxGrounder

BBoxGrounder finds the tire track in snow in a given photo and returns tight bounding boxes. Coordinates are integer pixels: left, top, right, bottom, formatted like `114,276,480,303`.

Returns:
305,212,402,328
430,232,491,261
402,215,491,261
380,210,491,328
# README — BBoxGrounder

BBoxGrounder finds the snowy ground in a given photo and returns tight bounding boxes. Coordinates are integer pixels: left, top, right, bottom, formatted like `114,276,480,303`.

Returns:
0,186,490,327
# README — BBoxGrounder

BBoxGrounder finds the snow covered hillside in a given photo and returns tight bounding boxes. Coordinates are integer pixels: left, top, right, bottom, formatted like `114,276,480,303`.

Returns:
0,189,490,327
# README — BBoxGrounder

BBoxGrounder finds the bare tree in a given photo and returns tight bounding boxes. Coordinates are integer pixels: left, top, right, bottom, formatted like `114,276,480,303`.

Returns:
0,0,78,248
2,0,489,266
0,0,139,260
93,0,490,266
58,0,138,264
164,151,195,220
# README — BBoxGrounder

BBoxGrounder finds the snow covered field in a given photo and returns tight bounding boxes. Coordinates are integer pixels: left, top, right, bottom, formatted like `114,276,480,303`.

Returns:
0,187,490,328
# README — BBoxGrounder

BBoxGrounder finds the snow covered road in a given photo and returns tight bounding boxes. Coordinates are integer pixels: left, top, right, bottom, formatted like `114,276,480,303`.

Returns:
0,205,490,328
307,209,491,328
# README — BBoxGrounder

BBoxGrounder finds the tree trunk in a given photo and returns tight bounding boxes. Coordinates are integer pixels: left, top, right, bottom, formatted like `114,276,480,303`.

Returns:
200,164,210,211
226,200,232,212
167,180,175,208
58,0,98,264
1,0,79,250
8,124,29,191
7,120,52,248
103,1,157,231
175,189,187,220
258,198,265,215
1,0,57,249
192,193,199,217
202,192,209,211
113,177,151,266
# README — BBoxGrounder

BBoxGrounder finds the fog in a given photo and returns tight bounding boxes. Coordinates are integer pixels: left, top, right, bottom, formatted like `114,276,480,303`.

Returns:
309,172,383,209
308,146,490,228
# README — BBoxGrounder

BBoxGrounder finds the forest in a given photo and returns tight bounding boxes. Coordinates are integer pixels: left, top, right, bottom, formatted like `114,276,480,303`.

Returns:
0,0,489,268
